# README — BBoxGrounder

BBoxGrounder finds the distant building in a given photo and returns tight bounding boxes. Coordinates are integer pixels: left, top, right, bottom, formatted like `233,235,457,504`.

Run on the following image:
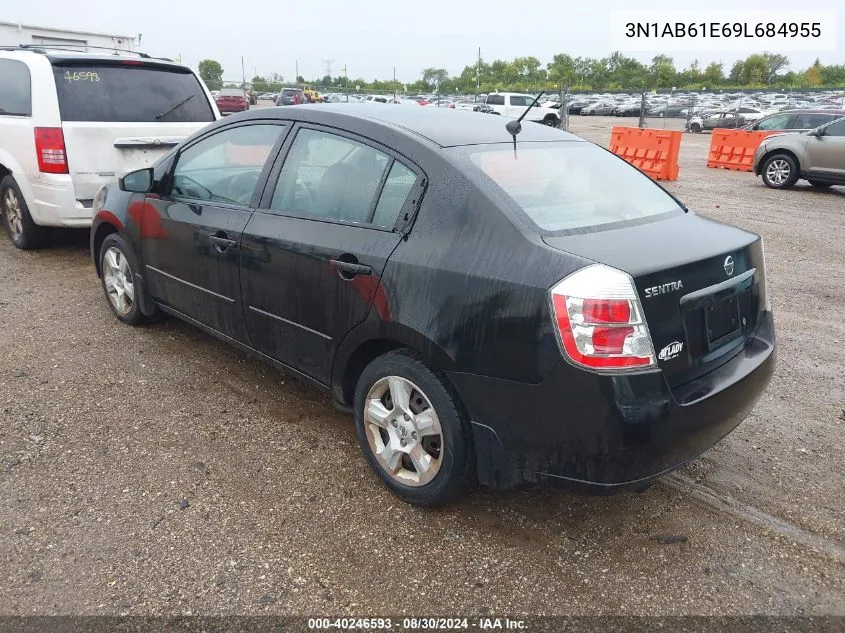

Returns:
0,21,136,52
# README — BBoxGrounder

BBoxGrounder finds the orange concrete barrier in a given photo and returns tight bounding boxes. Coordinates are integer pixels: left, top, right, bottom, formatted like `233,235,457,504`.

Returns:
609,127,681,181
707,130,777,172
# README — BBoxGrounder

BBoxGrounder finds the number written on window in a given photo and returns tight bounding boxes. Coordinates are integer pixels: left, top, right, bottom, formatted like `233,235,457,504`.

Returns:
64,71,100,82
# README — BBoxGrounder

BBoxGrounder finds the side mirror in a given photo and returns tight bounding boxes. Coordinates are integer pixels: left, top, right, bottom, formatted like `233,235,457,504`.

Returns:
119,167,154,193
810,128,824,138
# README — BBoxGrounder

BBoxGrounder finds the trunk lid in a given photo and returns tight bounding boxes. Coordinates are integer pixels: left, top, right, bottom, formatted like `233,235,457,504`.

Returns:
543,214,767,386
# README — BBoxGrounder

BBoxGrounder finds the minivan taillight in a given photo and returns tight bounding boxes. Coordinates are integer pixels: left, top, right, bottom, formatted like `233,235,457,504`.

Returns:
550,264,656,370
34,127,68,174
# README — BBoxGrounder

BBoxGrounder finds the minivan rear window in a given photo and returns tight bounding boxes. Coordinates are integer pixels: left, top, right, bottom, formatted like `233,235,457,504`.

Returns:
52,64,215,123
456,142,684,233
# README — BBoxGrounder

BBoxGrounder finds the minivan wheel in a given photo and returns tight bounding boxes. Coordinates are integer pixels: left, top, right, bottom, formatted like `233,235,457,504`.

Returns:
354,350,473,506
762,154,799,189
1,176,46,250
99,233,147,325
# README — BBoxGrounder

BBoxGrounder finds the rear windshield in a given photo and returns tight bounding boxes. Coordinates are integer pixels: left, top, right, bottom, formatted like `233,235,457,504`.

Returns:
219,89,244,97
52,64,215,123
454,142,684,233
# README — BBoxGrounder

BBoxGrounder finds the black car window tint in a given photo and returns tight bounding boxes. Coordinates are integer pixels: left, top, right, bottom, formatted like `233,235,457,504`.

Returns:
372,161,416,228
824,118,845,137
487,95,504,105
270,129,389,224
171,124,283,205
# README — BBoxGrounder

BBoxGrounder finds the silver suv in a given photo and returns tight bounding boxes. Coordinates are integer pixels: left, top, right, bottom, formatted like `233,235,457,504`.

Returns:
753,117,845,189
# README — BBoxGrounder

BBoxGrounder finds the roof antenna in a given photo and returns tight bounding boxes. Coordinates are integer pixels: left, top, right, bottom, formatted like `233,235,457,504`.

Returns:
505,91,545,158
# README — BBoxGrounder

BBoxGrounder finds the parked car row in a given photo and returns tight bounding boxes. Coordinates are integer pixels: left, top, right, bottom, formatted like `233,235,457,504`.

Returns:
0,47,778,506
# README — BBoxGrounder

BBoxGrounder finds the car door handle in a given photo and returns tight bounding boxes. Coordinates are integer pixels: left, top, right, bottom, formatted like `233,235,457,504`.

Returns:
329,259,372,278
210,232,237,253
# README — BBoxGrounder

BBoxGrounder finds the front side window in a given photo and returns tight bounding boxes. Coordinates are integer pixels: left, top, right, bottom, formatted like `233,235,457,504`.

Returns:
0,59,32,117
793,113,833,129
171,124,283,205
52,63,214,123
457,142,683,233
270,129,391,224
823,118,845,137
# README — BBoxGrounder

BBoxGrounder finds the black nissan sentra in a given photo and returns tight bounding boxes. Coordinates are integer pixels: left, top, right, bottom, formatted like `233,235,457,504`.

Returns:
90,104,775,506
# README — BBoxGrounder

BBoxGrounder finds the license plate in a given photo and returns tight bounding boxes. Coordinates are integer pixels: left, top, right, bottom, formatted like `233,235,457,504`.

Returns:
706,295,740,347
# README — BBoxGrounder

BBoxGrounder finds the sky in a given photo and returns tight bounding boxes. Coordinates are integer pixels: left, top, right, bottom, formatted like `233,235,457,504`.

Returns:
6,0,844,82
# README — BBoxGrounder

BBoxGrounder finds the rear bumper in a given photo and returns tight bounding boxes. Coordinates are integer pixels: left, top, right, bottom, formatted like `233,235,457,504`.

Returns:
20,174,93,227
447,311,775,490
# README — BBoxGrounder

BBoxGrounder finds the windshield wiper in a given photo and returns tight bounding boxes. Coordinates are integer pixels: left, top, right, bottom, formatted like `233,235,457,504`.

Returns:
154,94,195,121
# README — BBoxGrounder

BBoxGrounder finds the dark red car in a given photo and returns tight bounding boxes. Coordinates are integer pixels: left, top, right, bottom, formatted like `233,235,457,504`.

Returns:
214,88,249,114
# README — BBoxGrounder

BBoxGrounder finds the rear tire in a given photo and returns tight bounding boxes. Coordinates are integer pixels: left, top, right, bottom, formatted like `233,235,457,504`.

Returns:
807,180,832,189
761,154,799,190
354,350,473,506
1,176,47,250
690,122,701,133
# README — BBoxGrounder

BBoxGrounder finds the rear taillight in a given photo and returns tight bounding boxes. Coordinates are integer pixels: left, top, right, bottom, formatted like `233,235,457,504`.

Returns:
550,264,656,370
34,127,68,174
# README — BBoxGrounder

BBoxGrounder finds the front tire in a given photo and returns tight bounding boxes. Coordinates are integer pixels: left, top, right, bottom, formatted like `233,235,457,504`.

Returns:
544,116,559,127
354,350,473,506
808,180,832,189
761,154,799,190
98,233,148,325
690,122,701,133
1,176,47,250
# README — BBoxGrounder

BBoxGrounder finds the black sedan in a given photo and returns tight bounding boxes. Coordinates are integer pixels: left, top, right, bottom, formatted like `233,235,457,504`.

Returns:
90,105,775,505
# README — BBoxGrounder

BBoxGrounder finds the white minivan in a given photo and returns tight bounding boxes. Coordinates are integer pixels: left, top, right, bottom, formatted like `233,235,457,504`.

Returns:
0,47,220,249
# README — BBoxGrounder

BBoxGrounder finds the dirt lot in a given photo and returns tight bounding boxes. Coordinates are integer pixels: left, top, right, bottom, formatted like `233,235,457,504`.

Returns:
0,116,843,617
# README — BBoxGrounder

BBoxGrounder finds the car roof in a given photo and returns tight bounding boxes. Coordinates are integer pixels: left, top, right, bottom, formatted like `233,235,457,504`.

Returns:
241,103,580,148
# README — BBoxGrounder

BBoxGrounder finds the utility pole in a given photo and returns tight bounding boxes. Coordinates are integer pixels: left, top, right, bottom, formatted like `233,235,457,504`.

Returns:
344,64,349,102
295,60,299,84
475,47,481,104
393,67,397,102
241,56,247,100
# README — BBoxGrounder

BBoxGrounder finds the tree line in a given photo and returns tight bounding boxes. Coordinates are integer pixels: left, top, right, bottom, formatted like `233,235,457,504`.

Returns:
198,53,845,95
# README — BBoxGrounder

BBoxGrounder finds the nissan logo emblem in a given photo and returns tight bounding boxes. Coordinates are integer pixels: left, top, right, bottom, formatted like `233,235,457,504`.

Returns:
724,256,735,277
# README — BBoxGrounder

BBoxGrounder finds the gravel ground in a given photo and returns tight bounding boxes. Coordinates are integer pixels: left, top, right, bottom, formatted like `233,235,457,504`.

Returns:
0,116,843,617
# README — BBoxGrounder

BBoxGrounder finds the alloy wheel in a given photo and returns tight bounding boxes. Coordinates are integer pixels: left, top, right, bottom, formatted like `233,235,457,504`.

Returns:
363,376,443,487
102,247,135,315
3,188,23,241
766,159,791,186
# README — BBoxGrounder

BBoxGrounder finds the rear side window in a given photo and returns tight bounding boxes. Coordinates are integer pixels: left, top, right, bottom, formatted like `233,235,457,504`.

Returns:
756,113,792,130
0,59,32,116
52,64,215,123
458,142,683,233
487,95,504,106
270,128,391,224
